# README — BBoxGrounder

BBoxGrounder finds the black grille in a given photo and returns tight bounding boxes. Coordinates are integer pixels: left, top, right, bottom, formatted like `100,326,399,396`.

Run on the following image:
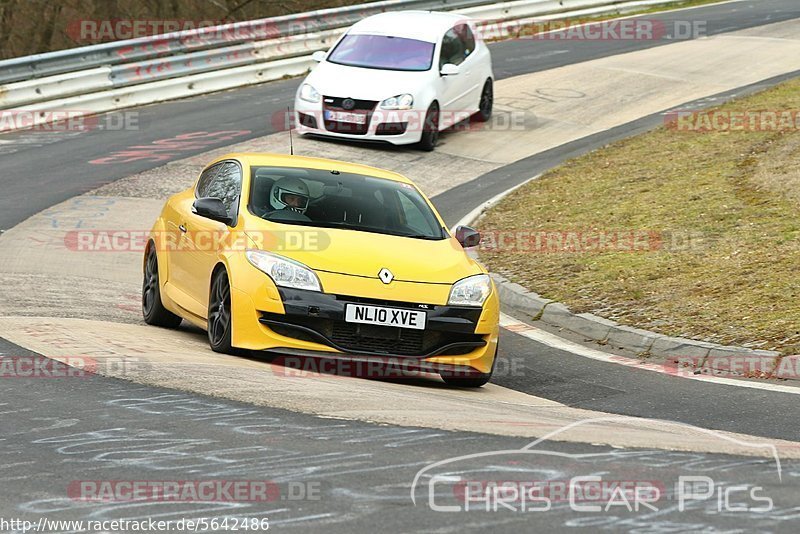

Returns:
323,97,377,111
322,96,378,135
331,322,423,354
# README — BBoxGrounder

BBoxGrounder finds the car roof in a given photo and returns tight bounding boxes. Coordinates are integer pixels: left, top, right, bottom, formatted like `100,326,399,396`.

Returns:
211,153,414,184
348,11,471,43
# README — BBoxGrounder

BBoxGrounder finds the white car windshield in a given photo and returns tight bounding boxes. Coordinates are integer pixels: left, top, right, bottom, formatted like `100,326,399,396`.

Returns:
327,34,435,72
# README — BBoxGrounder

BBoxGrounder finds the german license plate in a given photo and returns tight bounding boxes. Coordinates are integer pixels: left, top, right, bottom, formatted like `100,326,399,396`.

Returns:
344,304,426,330
324,110,366,124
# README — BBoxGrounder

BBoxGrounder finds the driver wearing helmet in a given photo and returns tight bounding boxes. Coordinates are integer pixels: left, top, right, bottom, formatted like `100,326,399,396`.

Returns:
268,176,309,215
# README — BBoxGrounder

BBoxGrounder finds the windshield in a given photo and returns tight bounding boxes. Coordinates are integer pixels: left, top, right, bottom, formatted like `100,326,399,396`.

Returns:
249,167,446,240
327,34,435,72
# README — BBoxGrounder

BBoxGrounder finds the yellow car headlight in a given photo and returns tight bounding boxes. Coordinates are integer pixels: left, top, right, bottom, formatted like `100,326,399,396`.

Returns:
245,250,322,292
448,274,491,307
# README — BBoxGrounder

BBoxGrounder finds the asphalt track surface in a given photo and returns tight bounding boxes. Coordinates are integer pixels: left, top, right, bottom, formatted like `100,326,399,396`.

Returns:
2,1,800,531
1,335,798,533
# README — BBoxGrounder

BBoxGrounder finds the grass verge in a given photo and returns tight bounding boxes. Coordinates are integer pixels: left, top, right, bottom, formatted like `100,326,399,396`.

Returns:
477,77,800,354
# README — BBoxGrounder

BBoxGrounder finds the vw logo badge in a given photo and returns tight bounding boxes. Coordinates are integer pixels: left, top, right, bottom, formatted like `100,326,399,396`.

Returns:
342,98,356,110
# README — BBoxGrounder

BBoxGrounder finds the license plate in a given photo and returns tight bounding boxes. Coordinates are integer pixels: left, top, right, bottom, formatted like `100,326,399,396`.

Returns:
324,110,366,124
344,304,426,330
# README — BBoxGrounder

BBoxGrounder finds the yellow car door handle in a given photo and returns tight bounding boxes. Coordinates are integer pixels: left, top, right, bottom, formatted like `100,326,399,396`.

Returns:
179,224,187,233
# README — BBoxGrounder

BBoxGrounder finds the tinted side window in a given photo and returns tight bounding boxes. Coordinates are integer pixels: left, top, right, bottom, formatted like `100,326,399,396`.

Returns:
457,24,475,55
205,162,242,214
440,28,466,68
196,163,222,198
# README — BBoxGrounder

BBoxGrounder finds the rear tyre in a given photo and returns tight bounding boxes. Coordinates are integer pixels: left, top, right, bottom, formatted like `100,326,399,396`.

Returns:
474,79,493,122
208,269,235,354
142,246,182,328
417,103,440,151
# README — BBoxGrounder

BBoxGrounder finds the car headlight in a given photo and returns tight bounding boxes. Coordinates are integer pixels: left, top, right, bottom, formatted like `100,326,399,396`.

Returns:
380,94,414,110
299,83,321,103
448,274,491,307
246,250,322,292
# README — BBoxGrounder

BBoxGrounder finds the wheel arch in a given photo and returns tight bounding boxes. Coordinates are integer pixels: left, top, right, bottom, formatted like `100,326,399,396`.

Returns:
427,100,441,133
210,261,229,292
144,238,169,283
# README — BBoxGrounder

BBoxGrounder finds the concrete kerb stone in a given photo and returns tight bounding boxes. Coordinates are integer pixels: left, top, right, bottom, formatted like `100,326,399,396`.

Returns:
700,346,782,375
774,354,800,379
605,324,663,356
649,336,715,359
573,312,617,342
705,346,780,359
491,272,552,320
541,305,617,343
480,240,777,363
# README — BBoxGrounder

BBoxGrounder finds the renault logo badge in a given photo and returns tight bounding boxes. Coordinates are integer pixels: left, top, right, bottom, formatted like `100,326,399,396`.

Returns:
378,268,394,284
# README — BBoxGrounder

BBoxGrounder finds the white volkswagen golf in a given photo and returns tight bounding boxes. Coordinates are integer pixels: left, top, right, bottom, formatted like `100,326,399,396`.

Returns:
293,11,493,151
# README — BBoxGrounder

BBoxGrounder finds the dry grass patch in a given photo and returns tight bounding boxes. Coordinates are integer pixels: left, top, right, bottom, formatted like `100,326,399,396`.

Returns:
478,78,800,353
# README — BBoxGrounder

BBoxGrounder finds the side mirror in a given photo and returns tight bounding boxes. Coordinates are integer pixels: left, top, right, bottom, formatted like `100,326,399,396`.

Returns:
192,197,232,225
440,63,460,76
311,50,326,62
455,225,481,248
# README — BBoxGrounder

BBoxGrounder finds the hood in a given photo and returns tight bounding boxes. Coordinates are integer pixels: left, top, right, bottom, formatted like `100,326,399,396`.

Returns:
304,61,431,102
246,225,482,285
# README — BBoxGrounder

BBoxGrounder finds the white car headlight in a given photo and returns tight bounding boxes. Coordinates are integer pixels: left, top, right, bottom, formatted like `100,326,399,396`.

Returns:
299,83,321,103
246,250,322,292
448,274,491,307
380,94,414,110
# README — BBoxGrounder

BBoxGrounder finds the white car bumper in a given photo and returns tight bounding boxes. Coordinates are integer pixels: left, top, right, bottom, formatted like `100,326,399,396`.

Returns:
294,98,426,145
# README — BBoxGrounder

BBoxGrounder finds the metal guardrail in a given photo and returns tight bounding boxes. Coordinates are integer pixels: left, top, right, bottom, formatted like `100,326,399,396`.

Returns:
0,0,494,85
0,0,687,130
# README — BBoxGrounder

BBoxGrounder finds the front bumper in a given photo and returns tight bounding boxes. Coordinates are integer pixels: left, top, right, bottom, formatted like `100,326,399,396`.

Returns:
229,269,499,374
294,97,424,146
262,289,485,358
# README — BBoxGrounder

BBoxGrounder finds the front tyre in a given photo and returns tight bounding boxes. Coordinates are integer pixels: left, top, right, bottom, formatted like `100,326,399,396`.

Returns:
440,342,497,388
208,269,235,354
417,103,440,151
440,371,492,388
142,247,182,328
474,79,493,122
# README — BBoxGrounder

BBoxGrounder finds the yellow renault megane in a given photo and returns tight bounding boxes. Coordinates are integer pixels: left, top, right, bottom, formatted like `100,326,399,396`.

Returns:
142,153,499,387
